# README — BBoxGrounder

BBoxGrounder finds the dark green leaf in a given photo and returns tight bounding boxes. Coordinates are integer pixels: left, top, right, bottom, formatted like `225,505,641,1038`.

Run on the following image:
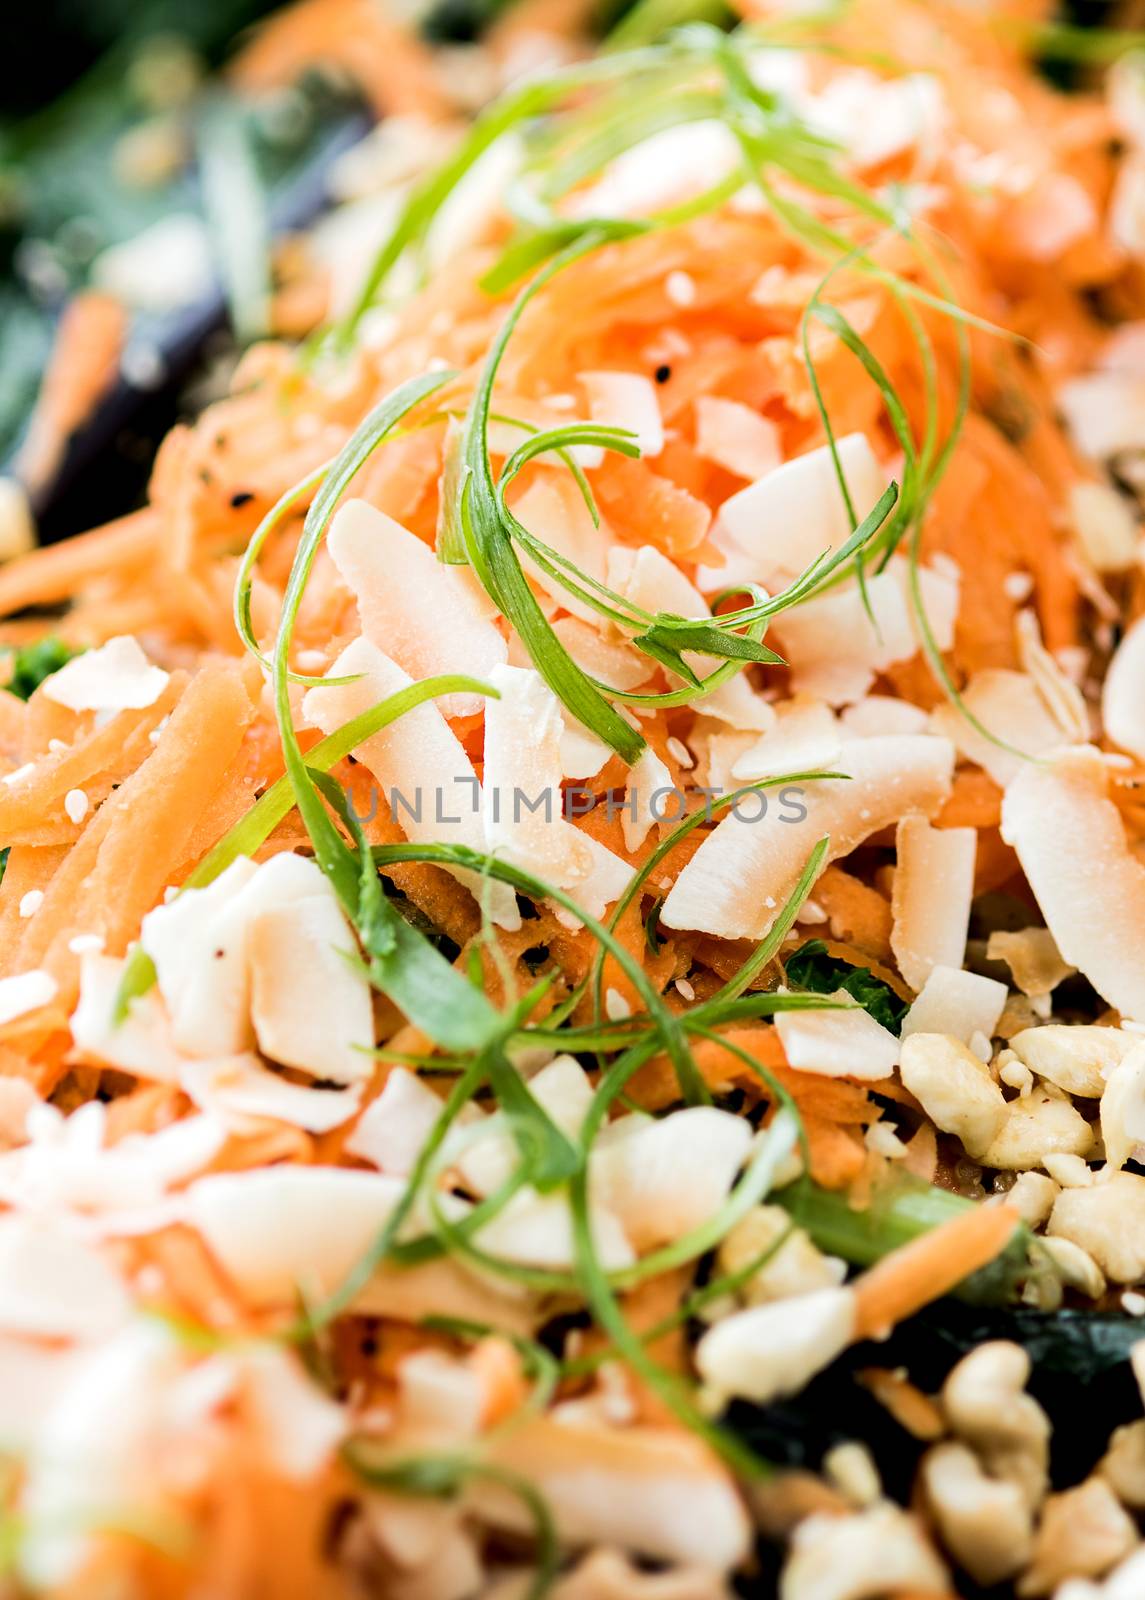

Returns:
785,938,907,1034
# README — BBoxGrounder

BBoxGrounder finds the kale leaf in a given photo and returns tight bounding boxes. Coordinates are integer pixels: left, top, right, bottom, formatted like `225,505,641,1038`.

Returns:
784,938,908,1034
3,638,76,701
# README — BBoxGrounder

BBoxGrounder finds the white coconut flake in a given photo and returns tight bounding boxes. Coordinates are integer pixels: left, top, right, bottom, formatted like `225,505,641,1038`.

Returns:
0,1215,128,1339
1001,746,1145,1020
606,543,774,732
661,735,954,943
346,1068,454,1178
581,371,664,458
303,636,519,929
693,397,781,481
483,664,590,888
698,433,887,593
929,669,1068,788
1104,614,1145,762
775,999,901,1080
247,890,375,1085
183,1166,406,1307
891,818,976,991
590,1107,752,1251
326,498,506,717
1070,481,1140,573
769,559,955,707
0,969,57,1026
730,698,841,782
179,1057,362,1134
0,1100,225,1216
901,964,1008,1045
840,696,930,739
71,953,184,1081
40,635,168,714
510,473,612,626
474,1185,634,1272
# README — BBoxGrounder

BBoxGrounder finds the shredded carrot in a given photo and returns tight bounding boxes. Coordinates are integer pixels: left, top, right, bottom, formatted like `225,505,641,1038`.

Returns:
851,1202,1022,1342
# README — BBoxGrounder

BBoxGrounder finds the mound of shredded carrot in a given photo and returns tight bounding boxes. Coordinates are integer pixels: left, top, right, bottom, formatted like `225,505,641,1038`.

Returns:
2,1,1145,1595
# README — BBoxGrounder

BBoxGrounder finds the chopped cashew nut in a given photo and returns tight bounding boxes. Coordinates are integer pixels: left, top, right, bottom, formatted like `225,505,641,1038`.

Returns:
922,1440,1034,1586
942,1342,1050,1510
899,1033,1008,1158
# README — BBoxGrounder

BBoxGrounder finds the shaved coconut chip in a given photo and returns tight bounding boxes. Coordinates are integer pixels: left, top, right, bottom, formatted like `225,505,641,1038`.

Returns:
354,1255,538,1336
484,664,591,887
19,1322,183,1590
238,1346,345,1479
346,1067,450,1177
986,928,1075,998
623,743,672,852
560,715,612,781
1070,481,1140,573
770,561,953,707
482,667,633,922
398,1348,484,1437
930,670,1068,788
326,498,505,716
553,830,635,927
141,853,326,1059
1016,610,1087,743
0,968,56,1026
0,1100,224,1214
731,698,841,781
248,890,374,1084
1101,1042,1145,1171
0,1215,128,1339
582,371,663,458
1104,615,1145,761
1002,747,1145,1020
698,723,764,791
304,637,518,929
694,397,781,480
606,544,774,732
775,998,900,1080
807,69,944,167
184,1166,405,1306
567,119,740,221
39,635,168,714
841,696,930,738
71,953,184,1080
474,1185,634,1272
662,735,954,943
179,1057,362,1133
549,615,650,692
477,1414,750,1570
0,1337,78,1454
510,473,610,627
457,1055,591,1198
590,1106,752,1251
1057,370,1145,461
698,433,887,592
891,818,975,990
901,965,1007,1045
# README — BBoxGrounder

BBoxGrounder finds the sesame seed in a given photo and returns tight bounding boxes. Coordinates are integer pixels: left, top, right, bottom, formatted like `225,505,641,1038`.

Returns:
18,890,43,919
64,789,89,824
665,270,696,307
67,934,105,955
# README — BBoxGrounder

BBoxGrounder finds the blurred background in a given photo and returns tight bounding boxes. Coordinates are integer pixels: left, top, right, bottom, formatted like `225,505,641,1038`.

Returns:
0,0,1131,546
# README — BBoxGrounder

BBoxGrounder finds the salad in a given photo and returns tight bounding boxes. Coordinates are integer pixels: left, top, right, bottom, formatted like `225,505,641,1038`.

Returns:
2,0,1145,1596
